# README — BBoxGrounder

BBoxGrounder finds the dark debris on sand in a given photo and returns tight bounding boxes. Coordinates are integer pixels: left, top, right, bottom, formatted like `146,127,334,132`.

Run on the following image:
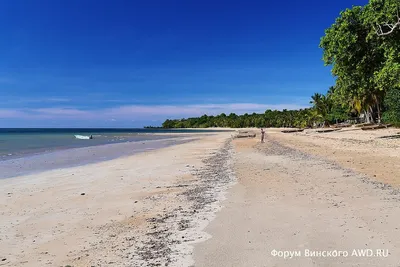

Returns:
257,136,400,199
134,139,235,266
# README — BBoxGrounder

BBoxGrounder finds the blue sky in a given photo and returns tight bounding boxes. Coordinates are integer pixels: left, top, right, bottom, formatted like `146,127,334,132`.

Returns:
0,0,368,127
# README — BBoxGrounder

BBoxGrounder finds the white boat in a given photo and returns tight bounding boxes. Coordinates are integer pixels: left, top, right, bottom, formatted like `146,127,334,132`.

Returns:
74,135,93,140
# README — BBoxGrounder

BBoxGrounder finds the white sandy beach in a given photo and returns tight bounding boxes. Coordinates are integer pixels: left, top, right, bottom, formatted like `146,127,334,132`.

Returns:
0,132,235,266
2,128,400,266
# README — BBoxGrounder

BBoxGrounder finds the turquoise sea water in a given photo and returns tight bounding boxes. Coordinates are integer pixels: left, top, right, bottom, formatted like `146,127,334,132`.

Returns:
0,128,228,160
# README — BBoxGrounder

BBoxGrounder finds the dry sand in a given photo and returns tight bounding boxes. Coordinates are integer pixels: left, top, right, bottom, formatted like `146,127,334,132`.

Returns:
0,132,236,267
268,127,400,186
194,128,400,266
2,127,400,266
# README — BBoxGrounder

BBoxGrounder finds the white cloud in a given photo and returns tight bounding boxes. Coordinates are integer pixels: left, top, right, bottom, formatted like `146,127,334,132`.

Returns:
0,109,25,118
0,102,309,121
3,97,71,104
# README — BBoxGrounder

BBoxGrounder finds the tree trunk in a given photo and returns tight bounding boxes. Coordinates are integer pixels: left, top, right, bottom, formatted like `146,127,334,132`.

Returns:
377,103,381,124
364,111,370,123
369,106,375,123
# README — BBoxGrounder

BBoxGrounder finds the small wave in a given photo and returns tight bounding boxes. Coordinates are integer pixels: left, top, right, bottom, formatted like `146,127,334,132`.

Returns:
1,153,13,159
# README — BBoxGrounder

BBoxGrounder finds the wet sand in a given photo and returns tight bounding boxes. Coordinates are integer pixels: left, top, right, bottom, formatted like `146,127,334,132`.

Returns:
2,128,400,266
0,132,236,267
0,137,193,179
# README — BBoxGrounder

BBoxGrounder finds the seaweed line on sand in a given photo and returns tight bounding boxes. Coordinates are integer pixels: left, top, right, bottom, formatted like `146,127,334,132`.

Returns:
133,138,236,267
256,137,400,200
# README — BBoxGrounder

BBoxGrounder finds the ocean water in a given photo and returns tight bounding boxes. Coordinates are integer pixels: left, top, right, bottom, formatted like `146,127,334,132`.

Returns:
0,138,194,179
0,128,225,160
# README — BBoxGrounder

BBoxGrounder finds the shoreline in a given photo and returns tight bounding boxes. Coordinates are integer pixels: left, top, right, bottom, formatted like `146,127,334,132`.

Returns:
0,128,234,162
0,137,197,179
132,138,236,266
3,128,400,266
0,132,235,267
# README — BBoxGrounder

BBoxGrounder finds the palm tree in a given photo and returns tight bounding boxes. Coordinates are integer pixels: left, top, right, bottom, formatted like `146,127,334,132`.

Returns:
310,93,331,127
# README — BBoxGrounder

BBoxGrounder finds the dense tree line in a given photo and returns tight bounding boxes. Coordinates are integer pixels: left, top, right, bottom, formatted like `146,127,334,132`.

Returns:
161,106,352,129
159,0,400,129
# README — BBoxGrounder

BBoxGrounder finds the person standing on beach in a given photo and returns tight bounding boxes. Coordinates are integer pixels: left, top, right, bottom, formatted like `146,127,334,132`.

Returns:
260,128,265,143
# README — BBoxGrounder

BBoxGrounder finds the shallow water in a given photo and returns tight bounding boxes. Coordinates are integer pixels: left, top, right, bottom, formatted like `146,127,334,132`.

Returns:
0,128,224,160
0,137,194,179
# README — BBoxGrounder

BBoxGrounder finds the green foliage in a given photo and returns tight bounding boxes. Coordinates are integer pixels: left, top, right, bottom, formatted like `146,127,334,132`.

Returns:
327,105,351,122
310,93,333,125
319,0,400,122
382,87,400,125
320,5,382,118
160,104,351,129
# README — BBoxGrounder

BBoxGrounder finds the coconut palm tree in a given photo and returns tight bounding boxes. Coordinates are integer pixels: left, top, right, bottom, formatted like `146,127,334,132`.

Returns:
310,93,332,126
